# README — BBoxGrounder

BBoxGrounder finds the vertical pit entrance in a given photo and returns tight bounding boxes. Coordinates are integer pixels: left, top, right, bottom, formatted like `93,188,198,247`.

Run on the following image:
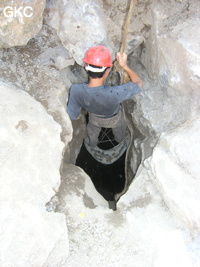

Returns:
76,127,126,210
65,59,148,210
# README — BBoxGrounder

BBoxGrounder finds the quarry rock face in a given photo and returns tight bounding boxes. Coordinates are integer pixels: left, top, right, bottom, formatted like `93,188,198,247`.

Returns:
0,0,46,48
0,82,69,267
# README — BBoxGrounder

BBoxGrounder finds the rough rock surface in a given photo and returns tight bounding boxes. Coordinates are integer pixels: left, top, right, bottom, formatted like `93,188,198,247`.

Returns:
0,82,69,267
0,0,200,266
119,167,200,267
49,160,199,267
0,24,73,145
0,0,46,48
49,0,107,65
149,117,200,235
49,0,146,64
132,0,200,135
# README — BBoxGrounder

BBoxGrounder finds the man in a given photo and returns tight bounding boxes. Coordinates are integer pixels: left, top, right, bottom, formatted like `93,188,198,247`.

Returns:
67,45,142,147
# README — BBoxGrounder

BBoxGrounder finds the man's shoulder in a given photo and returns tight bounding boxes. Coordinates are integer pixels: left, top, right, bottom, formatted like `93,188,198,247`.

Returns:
104,81,135,89
105,81,134,86
71,83,85,89
117,81,140,91
70,83,86,94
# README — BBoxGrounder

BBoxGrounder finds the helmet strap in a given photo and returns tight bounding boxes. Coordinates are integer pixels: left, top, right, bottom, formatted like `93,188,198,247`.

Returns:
85,65,106,73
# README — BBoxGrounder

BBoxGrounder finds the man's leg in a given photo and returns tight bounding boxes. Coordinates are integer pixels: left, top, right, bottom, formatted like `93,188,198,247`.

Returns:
112,114,127,143
87,120,101,147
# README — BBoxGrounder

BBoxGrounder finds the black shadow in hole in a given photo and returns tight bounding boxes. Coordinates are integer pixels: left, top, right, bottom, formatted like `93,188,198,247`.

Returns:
76,128,126,202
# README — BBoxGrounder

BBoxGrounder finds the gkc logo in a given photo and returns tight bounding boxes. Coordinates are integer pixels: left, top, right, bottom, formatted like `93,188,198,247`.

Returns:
3,6,33,18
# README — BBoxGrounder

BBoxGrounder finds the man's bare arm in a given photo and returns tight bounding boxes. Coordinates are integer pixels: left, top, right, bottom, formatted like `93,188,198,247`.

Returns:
116,52,143,88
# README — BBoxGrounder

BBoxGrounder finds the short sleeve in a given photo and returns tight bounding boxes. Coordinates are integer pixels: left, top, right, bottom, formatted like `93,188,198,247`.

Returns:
67,86,82,120
114,82,141,103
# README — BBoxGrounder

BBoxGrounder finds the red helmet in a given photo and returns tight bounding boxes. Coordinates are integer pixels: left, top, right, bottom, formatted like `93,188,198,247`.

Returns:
83,45,113,67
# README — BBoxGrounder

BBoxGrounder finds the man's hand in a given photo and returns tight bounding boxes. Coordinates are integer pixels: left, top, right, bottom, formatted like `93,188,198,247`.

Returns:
116,52,128,70
116,52,143,88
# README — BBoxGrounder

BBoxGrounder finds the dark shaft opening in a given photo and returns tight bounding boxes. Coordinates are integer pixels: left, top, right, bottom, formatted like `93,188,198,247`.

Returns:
76,128,126,207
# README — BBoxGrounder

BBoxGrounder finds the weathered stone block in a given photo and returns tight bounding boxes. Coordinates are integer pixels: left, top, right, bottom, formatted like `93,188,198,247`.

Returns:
50,0,107,65
0,81,69,266
149,118,200,234
0,0,46,48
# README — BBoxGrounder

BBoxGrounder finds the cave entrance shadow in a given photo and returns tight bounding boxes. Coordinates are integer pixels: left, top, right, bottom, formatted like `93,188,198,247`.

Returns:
76,128,126,210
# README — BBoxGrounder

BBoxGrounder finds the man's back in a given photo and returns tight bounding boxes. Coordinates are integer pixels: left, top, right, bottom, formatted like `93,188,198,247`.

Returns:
67,81,140,120
67,45,142,147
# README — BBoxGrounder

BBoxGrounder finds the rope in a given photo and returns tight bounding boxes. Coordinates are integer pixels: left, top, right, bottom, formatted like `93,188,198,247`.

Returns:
114,0,137,84
120,0,137,55
98,128,116,147
96,1,138,148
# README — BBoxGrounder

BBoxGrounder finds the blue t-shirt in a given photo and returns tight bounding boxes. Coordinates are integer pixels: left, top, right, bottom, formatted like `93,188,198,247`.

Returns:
67,82,140,120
